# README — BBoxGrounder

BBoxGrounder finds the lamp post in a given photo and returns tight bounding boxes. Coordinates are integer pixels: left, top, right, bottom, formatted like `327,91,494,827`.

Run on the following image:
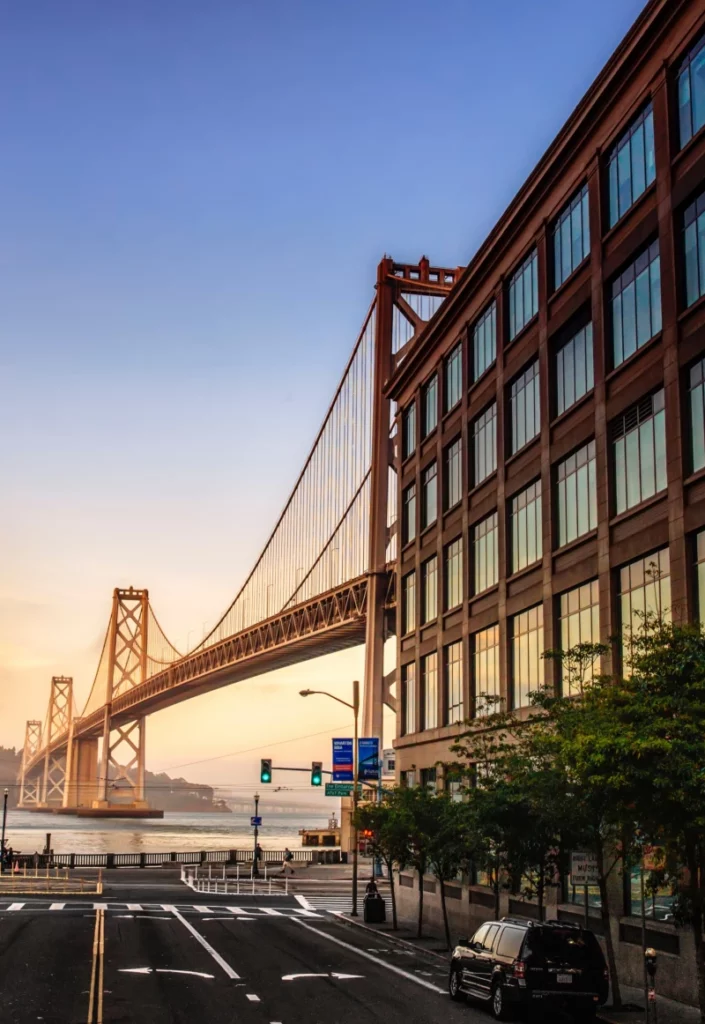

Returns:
253,791,260,878
300,680,361,916
0,787,8,875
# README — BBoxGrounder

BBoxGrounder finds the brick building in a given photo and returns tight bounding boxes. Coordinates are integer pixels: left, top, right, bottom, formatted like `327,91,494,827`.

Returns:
387,0,705,1002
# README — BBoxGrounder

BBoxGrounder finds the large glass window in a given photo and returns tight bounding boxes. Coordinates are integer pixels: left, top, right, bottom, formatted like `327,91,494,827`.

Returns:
696,532,705,623
473,512,498,594
402,482,416,545
613,389,666,515
611,242,661,367
608,104,656,227
511,480,542,573
508,250,539,341
445,344,462,412
559,580,600,695
402,662,416,735
684,192,705,308
421,555,438,625
472,403,497,485
689,358,705,474
445,641,464,724
422,375,438,438
402,571,416,634
421,461,438,530
473,302,497,381
402,402,416,460
444,537,463,610
678,34,705,148
422,652,438,730
474,624,500,716
510,361,540,453
445,438,462,510
511,605,544,709
619,549,671,661
554,184,590,288
556,324,593,416
557,440,597,547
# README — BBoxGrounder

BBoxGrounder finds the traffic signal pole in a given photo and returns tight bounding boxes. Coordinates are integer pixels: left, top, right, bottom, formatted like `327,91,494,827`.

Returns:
352,679,360,917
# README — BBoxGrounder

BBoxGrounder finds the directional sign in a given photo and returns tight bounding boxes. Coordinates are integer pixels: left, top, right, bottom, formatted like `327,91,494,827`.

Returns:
332,738,354,782
358,737,380,781
571,852,599,886
250,816,262,826
325,782,357,797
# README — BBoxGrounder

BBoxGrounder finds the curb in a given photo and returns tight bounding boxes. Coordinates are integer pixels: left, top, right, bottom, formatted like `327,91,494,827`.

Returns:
335,913,450,964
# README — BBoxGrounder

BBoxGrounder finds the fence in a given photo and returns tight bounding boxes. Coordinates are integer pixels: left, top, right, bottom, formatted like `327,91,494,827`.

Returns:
6,848,341,871
0,866,103,895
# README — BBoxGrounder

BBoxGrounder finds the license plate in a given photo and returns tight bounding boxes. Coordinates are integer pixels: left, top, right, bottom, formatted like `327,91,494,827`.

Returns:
557,974,572,984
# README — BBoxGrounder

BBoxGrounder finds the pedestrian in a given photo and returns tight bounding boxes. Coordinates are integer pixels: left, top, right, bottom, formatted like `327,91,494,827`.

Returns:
365,878,379,897
282,847,295,875
256,843,263,867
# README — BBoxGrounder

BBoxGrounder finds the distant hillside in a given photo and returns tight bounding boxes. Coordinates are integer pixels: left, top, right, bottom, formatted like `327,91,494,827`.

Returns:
0,747,230,812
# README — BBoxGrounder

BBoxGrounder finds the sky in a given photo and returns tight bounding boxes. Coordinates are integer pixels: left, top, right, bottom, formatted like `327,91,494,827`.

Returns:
0,0,647,794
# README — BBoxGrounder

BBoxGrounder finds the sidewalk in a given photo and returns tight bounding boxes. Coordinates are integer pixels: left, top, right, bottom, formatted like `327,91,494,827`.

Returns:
340,914,701,1023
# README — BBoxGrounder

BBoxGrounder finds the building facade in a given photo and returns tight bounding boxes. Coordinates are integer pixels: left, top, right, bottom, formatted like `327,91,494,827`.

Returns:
387,0,705,1002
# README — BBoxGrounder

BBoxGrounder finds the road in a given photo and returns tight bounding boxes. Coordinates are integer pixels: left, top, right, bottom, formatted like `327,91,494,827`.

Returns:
0,873,501,1024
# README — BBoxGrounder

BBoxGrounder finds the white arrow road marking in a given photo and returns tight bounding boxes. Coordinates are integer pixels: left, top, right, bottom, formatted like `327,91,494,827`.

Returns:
291,919,446,994
281,972,364,982
118,968,215,979
164,906,240,980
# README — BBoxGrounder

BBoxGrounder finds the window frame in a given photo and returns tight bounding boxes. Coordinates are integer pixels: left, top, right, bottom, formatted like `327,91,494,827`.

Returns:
471,402,497,486
402,570,416,635
509,360,541,455
606,102,656,228
402,402,416,461
553,183,590,290
421,651,439,731
444,641,464,725
444,536,464,611
555,439,598,548
612,389,667,516
554,322,594,418
421,374,438,439
402,481,417,546
678,32,705,149
472,301,497,382
444,343,463,413
420,460,438,531
473,511,499,595
444,436,463,511
510,479,543,574
610,240,662,369
508,248,539,342
421,554,438,625
684,191,705,309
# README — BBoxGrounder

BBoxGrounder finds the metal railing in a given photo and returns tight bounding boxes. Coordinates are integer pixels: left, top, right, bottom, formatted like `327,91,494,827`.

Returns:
7,848,340,870
181,863,290,897
0,866,103,895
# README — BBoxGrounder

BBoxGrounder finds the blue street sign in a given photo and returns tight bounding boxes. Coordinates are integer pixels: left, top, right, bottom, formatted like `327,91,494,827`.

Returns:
250,816,262,826
358,737,380,781
332,738,354,782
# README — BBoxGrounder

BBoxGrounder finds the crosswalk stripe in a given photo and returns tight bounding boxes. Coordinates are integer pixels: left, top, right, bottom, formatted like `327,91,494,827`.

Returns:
8,903,24,911
194,905,214,913
127,903,143,911
49,903,65,911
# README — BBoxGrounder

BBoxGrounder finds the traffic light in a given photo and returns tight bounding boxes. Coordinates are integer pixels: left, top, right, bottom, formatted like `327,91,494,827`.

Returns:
311,761,323,786
260,758,272,784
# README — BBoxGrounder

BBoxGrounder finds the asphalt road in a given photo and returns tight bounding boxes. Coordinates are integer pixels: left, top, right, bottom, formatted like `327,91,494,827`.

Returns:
0,877,502,1024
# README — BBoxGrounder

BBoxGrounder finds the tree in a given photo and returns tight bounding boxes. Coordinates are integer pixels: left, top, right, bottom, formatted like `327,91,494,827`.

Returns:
393,785,437,938
353,799,409,929
426,796,471,949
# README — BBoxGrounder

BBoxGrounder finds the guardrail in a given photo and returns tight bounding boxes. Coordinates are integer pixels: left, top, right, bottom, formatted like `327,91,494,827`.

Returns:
6,848,341,870
0,866,103,895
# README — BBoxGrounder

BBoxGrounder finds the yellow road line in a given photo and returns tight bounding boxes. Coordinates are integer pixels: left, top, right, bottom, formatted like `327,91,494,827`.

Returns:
87,908,100,1023
87,907,105,1023
97,906,105,1024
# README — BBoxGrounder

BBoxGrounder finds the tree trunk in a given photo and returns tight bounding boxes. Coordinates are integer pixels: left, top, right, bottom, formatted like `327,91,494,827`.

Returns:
440,877,451,950
689,847,705,1023
387,860,398,930
417,867,424,938
596,844,621,1008
538,870,545,923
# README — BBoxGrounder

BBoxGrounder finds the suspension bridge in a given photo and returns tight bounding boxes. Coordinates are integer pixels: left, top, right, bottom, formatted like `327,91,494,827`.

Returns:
17,256,461,814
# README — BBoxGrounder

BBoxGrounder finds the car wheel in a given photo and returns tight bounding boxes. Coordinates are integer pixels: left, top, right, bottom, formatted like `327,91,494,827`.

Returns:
491,979,512,1021
448,968,465,1002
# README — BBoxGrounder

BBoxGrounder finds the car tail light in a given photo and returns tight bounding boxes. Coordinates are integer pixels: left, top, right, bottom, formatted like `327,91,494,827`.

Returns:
514,960,527,980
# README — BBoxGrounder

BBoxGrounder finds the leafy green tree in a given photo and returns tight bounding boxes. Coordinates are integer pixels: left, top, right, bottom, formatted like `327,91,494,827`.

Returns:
393,785,438,938
353,799,410,929
426,796,471,949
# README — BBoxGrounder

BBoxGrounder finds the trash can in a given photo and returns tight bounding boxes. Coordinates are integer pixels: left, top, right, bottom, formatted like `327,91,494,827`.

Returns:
363,895,386,924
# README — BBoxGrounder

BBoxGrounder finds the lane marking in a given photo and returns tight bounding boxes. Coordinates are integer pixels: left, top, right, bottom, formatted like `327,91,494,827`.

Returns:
193,905,214,914
8,903,24,911
87,908,100,1024
291,919,447,994
226,907,252,916
258,908,282,917
246,994,260,1002
98,905,105,1024
87,907,105,1024
294,894,315,911
281,972,364,982
126,904,143,911
119,968,215,979
49,903,66,911
164,906,240,980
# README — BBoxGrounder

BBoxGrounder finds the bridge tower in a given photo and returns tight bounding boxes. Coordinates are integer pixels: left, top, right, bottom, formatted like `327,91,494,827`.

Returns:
94,587,149,809
40,676,74,806
18,720,43,807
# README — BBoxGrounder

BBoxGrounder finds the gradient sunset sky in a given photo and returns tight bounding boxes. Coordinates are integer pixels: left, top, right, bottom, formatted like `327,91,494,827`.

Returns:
0,0,647,792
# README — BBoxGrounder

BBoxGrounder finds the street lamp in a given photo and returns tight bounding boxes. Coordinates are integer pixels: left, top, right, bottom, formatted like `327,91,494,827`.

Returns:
0,788,8,875
300,680,360,916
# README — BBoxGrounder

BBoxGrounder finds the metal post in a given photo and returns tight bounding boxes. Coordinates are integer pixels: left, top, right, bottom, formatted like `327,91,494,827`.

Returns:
253,792,260,879
351,679,360,917
0,788,8,875
584,883,589,929
640,861,650,1024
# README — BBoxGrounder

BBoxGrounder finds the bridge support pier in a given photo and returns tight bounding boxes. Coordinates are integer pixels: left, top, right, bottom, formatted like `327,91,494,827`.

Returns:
63,737,99,809
18,720,43,809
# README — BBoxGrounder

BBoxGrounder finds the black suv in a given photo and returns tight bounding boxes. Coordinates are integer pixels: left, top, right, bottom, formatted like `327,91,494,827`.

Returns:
448,917,608,1021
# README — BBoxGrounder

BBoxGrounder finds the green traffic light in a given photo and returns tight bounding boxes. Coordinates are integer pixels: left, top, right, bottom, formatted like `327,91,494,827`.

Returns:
260,758,272,784
311,761,322,786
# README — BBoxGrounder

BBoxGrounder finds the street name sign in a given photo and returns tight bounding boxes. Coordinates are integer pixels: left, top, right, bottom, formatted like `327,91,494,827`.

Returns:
250,816,262,826
571,851,599,885
325,782,360,797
